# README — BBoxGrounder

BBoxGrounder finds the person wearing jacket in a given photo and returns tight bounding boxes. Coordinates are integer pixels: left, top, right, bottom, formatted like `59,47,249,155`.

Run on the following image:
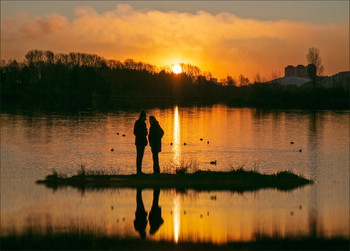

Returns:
133,110,148,174
148,116,164,174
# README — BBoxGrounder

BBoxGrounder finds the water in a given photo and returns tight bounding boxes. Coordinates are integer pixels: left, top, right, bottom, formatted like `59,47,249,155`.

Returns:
1,105,349,243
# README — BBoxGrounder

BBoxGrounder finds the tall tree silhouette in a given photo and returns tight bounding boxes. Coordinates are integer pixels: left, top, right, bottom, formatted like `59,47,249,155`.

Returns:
306,47,324,76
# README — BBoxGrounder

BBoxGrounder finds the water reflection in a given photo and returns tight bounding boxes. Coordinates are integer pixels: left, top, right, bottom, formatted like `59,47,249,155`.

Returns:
134,188,164,239
173,194,181,243
1,187,348,244
1,106,349,243
307,112,324,237
134,189,148,238
172,106,181,169
149,189,164,235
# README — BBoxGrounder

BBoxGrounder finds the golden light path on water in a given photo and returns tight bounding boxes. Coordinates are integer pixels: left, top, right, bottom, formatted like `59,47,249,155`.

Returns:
173,195,181,243
172,106,181,168
172,106,181,243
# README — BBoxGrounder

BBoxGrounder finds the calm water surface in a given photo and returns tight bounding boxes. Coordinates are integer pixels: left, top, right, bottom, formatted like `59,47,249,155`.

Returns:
1,105,349,243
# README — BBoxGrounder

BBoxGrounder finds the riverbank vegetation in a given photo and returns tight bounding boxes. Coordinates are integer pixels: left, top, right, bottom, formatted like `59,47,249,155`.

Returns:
36,166,312,192
1,49,348,110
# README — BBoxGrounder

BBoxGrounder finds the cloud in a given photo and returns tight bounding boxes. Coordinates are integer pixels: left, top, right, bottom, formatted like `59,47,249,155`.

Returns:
3,12,68,41
1,4,348,79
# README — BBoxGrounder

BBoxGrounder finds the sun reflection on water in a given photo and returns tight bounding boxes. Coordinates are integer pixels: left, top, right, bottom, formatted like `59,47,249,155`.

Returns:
172,106,181,169
173,195,181,243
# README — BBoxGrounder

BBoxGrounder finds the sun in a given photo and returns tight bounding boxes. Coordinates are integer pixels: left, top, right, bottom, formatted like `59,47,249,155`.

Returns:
172,64,182,74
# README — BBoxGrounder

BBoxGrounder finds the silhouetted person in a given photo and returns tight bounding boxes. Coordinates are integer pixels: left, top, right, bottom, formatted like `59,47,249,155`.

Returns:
134,110,148,174
149,189,164,235
148,116,164,174
133,188,148,239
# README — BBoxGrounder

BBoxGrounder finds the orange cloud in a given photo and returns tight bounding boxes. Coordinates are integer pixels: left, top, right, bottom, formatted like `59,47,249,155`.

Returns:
1,4,348,80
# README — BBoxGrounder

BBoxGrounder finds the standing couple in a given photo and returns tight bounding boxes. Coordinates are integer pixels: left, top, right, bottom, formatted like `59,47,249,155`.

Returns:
134,110,164,174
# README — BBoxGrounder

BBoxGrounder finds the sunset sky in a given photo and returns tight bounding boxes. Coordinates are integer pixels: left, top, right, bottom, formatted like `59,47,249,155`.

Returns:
1,1,349,81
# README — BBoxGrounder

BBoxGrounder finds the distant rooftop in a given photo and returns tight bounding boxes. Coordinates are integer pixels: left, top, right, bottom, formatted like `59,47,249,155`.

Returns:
270,76,311,87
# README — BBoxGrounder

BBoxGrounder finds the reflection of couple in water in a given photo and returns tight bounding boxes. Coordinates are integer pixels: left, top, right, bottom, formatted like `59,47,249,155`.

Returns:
134,110,164,174
134,188,164,238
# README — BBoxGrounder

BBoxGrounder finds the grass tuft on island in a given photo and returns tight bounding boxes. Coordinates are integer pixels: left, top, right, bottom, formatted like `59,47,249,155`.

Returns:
36,167,313,192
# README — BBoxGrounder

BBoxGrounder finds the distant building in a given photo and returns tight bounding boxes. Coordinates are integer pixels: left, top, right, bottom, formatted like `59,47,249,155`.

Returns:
296,65,307,78
279,64,349,88
284,64,315,78
333,71,350,84
285,65,295,77
318,71,350,88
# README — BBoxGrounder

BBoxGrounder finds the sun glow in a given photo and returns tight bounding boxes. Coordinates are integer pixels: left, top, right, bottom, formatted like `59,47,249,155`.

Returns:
172,64,182,74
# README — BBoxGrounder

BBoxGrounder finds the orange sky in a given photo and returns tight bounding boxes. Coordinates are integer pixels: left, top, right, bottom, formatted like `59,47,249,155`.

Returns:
2,4,349,81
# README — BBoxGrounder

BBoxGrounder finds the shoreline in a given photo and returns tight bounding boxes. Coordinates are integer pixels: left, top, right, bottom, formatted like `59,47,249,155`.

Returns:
36,169,313,192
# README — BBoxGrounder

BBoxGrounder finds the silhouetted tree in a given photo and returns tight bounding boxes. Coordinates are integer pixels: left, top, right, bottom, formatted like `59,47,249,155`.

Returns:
124,59,137,70
307,64,317,87
25,49,44,65
271,70,282,81
180,63,201,81
225,75,236,86
306,47,324,76
106,59,123,69
238,74,250,86
2,49,347,110
254,72,263,83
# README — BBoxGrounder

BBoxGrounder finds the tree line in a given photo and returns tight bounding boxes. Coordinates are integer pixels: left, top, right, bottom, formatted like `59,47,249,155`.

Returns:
1,49,348,110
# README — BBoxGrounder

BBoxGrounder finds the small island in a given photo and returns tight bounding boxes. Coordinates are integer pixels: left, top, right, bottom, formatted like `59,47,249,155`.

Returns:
36,168,313,192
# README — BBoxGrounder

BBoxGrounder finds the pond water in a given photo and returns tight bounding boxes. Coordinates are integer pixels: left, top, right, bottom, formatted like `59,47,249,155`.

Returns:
1,105,349,243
